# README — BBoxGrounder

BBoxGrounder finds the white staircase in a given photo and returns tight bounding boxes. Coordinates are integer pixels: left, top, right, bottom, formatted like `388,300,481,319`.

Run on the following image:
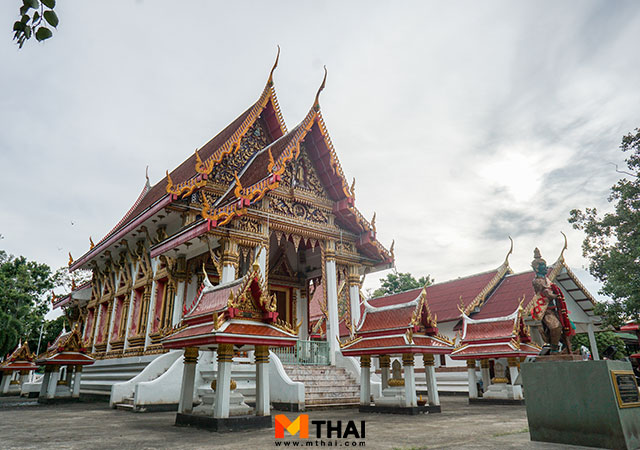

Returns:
283,365,360,409
81,355,157,396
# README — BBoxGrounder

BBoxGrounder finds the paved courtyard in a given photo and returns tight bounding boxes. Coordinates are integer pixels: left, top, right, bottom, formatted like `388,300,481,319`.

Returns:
0,396,595,450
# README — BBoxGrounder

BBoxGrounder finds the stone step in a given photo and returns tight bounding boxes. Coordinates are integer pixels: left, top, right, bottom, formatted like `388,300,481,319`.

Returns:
115,403,135,411
305,397,360,406
305,402,359,410
305,385,360,393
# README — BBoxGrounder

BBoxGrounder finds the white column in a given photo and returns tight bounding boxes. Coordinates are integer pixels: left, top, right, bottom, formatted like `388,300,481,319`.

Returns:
221,239,239,283
178,348,198,414
123,294,135,351
0,372,10,394
255,346,270,416
172,281,186,326
403,354,417,407
360,356,371,406
325,241,339,365
82,312,90,341
507,358,523,400
379,355,390,390
91,305,102,353
106,300,117,352
144,276,159,349
39,370,51,398
256,244,267,280
467,360,478,399
480,359,491,394
214,344,233,419
296,288,309,341
423,354,440,406
72,366,82,398
587,322,600,360
348,266,361,327
46,366,60,399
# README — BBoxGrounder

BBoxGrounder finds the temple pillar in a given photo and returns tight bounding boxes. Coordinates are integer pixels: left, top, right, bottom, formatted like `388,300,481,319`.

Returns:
403,353,417,407
221,239,239,284
91,305,102,353
172,280,186,326
255,345,270,416
480,359,491,394
72,366,83,398
507,357,523,400
214,344,233,418
296,288,309,341
46,366,60,399
123,292,135,351
19,370,29,386
348,266,361,327
178,348,198,414
423,354,440,406
379,355,390,390
0,372,10,394
324,241,339,365
587,322,600,360
39,367,51,398
467,360,478,399
360,355,371,406
106,300,116,352
143,275,159,349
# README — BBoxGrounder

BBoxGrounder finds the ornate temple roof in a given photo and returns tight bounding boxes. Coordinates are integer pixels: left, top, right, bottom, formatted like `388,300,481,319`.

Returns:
36,324,95,366
339,287,454,356
69,54,287,271
163,264,298,349
0,341,38,372
450,306,539,360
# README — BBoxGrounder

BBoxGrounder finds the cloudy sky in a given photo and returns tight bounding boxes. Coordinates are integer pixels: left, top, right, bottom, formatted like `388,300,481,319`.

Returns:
1,1,639,306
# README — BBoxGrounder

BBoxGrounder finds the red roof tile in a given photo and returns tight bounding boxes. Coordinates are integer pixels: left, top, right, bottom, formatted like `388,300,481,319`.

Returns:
471,272,535,320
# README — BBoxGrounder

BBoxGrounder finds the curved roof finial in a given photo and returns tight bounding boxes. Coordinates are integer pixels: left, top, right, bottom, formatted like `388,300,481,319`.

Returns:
504,236,514,265
145,165,150,188
559,231,568,262
314,66,328,110
268,45,280,85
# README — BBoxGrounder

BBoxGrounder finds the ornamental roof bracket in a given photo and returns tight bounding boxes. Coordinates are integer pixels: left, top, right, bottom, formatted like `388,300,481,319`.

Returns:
313,65,327,111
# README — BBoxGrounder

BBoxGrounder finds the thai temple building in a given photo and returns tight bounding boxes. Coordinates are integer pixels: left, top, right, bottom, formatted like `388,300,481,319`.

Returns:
0,341,37,396
44,52,604,419
57,52,392,414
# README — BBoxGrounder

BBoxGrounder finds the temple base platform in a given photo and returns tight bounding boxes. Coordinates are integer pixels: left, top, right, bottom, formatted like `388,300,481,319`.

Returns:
522,360,640,450
359,404,440,415
470,397,525,406
38,396,80,405
175,413,272,432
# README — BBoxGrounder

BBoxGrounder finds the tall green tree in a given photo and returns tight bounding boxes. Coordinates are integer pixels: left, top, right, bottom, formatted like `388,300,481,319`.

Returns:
0,250,53,357
569,127,640,328
370,272,433,299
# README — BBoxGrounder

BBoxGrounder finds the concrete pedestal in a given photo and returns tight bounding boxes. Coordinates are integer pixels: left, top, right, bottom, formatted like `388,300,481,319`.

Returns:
175,413,272,432
521,360,640,450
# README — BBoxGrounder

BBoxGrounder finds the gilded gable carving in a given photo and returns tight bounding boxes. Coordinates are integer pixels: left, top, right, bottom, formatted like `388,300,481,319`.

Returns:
268,197,329,225
281,143,327,198
210,119,271,186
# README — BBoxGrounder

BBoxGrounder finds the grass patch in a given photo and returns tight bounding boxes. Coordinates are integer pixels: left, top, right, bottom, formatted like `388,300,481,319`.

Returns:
492,427,529,437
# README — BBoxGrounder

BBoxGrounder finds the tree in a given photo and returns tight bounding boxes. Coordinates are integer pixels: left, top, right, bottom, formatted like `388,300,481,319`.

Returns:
12,0,59,48
370,272,433,299
0,250,53,357
569,127,640,328
572,331,628,360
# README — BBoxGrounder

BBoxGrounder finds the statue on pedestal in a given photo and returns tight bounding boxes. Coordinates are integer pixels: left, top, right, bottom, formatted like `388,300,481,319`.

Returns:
530,248,575,355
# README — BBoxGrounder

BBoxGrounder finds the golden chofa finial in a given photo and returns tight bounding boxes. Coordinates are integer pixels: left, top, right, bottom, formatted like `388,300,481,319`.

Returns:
313,66,328,111
68,252,73,266
371,212,377,234
503,236,513,265
89,236,95,250
145,165,150,187
267,45,280,86
350,177,356,198
559,231,568,262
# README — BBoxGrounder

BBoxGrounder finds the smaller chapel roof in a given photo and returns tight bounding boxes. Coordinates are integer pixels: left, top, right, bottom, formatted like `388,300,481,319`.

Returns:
164,264,298,350
36,324,94,366
0,341,38,372
450,306,539,360
340,287,454,357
